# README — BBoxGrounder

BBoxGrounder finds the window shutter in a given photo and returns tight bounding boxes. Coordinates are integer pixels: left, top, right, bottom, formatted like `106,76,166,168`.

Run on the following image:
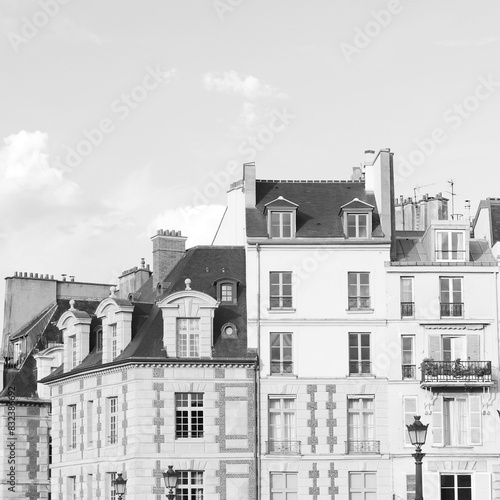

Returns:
469,395,482,445
403,396,418,445
423,472,440,498
475,473,491,499
467,334,480,361
428,334,441,360
432,396,443,446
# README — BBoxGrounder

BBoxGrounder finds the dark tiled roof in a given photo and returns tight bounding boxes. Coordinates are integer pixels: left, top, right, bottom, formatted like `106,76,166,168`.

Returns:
246,180,383,238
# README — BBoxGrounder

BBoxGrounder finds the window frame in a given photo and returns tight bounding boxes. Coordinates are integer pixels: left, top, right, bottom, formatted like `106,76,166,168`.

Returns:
269,272,293,309
175,392,204,439
400,276,415,318
349,471,377,499
108,396,118,445
348,272,371,310
440,473,472,499
176,470,203,499
439,277,463,317
270,472,298,499
216,280,238,305
347,396,376,452
401,335,415,379
269,210,295,239
349,333,371,375
270,332,293,375
68,476,77,500
346,212,370,239
176,318,201,358
435,230,466,261
110,324,117,360
68,404,77,451
268,396,297,454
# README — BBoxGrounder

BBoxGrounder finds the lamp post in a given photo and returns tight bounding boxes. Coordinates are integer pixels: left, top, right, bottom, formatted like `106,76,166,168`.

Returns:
113,473,127,500
162,465,179,500
406,415,429,500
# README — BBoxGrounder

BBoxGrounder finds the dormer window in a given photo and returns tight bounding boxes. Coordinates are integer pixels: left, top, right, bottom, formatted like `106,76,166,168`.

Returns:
177,318,200,357
347,214,368,238
340,198,374,239
264,196,298,239
436,230,466,261
215,279,238,305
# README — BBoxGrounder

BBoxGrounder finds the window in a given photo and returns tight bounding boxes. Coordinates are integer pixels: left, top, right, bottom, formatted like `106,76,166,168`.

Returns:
444,397,468,446
268,397,298,454
347,397,378,454
347,213,369,238
70,335,77,369
349,472,377,499
440,474,471,500
406,475,416,500
13,340,22,363
87,401,94,446
215,279,238,305
110,324,117,359
440,277,463,317
87,474,93,500
349,333,371,375
403,396,418,445
401,336,415,379
68,476,77,500
177,318,200,357
436,230,466,261
442,336,465,361
270,211,293,238
270,472,297,500
400,277,414,317
177,471,203,500
108,397,118,444
68,405,77,450
270,333,293,375
348,272,370,310
96,327,103,352
270,272,293,308
176,393,204,438
109,472,117,500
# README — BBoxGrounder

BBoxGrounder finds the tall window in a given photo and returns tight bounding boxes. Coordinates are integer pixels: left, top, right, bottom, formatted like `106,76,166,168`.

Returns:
268,397,298,454
96,327,103,352
444,397,468,446
87,401,94,447
68,476,77,500
400,277,414,317
270,212,292,238
440,474,471,499
176,393,204,438
403,396,418,446
440,277,463,317
401,336,415,379
347,213,368,238
436,230,466,261
349,472,376,499
70,336,77,369
270,333,293,375
13,340,22,363
270,472,297,500
177,318,200,357
109,472,117,500
348,272,370,310
347,397,377,454
108,397,118,444
442,336,465,361
177,471,203,500
111,324,117,359
349,333,370,375
87,474,93,500
270,272,293,308
68,405,77,450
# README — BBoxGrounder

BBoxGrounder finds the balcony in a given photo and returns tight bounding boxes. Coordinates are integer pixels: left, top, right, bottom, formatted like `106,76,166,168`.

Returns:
421,360,493,388
267,440,301,455
349,361,371,375
348,297,371,310
270,361,294,375
402,364,416,379
440,302,464,317
345,440,380,454
400,302,414,318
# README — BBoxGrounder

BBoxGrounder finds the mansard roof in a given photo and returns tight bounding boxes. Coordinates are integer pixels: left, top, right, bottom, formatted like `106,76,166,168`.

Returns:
246,179,383,238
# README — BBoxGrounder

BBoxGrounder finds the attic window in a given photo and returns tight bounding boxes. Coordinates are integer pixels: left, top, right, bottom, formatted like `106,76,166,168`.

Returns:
95,327,103,352
221,322,237,338
265,196,298,239
216,280,238,305
340,198,374,239
347,214,368,238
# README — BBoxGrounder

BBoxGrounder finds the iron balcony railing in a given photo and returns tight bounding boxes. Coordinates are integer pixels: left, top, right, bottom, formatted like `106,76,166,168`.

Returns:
345,440,380,454
270,361,294,375
348,297,371,310
421,360,492,384
440,302,464,317
349,361,371,375
400,302,414,317
402,364,416,379
267,440,301,455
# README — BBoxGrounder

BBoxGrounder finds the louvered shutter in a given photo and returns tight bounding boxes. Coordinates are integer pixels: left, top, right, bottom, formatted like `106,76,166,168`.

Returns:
475,473,491,499
467,334,480,361
469,395,482,445
423,472,440,498
432,396,443,446
428,334,441,360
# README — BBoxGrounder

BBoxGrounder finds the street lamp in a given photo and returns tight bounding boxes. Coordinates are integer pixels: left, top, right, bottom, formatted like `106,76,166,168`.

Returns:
113,473,127,500
406,415,429,500
162,465,179,500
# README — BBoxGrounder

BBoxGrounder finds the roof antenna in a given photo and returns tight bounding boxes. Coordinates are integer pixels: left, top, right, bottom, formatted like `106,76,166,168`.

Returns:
446,180,457,220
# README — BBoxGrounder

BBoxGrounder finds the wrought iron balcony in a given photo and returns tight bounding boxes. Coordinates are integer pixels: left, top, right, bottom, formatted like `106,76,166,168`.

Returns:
349,361,371,375
440,302,464,317
270,361,294,375
267,440,301,455
400,302,414,317
402,364,416,379
345,440,380,454
421,360,493,388
348,297,371,310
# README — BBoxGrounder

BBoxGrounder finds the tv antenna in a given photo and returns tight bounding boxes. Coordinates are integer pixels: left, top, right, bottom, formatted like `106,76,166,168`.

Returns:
413,183,435,203
446,180,459,219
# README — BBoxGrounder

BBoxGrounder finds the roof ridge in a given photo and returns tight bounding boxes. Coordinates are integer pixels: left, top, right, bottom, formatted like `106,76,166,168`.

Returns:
256,179,364,183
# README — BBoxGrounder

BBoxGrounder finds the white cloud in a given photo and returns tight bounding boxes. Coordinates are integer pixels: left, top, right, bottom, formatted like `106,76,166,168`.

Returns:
149,205,226,248
203,70,287,100
432,36,500,47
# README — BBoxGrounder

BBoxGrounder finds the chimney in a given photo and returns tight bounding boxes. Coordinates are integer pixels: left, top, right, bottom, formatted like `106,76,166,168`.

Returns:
151,230,187,288
118,259,152,298
243,162,256,208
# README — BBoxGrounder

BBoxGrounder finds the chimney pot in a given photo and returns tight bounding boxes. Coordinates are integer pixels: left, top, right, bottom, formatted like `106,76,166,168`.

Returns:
14,272,18,277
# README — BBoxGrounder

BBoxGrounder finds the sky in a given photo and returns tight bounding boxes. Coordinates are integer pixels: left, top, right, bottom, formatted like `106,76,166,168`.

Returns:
1,0,500,330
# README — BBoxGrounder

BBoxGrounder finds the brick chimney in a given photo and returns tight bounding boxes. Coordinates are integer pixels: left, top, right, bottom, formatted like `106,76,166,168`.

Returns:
151,230,187,288
244,162,256,208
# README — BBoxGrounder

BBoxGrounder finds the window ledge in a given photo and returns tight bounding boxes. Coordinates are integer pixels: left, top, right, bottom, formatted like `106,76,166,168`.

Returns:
347,374,376,378
346,309,374,314
268,308,296,314
269,374,298,378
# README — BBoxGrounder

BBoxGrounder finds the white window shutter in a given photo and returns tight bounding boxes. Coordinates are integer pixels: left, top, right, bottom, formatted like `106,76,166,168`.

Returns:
423,472,440,498
403,396,418,445
469,395,482,445
428,334,441,360
467,334,480,361
475,473,491,499
432,396,443,446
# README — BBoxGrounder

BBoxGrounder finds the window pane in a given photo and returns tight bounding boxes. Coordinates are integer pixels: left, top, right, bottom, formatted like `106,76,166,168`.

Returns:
457,475,471,487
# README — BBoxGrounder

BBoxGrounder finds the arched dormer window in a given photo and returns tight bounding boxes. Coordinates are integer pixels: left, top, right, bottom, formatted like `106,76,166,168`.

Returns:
214,278,239,305
340,198,374,239
264,196,298,238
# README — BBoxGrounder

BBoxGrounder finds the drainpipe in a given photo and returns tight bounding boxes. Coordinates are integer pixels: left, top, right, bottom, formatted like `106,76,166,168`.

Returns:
256,243,261,500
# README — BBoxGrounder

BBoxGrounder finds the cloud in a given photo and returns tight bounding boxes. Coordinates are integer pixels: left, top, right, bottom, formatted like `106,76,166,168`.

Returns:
239,102,259,128
203,70,287,100
432,36,500,47
149,205,226,248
